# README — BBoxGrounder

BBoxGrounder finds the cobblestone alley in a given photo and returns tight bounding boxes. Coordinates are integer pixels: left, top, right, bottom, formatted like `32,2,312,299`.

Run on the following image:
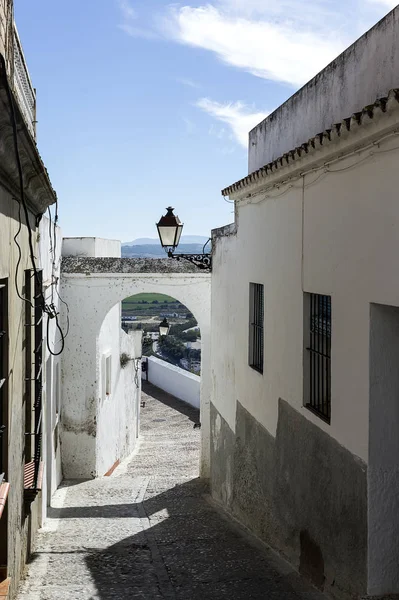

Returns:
17,383,326,600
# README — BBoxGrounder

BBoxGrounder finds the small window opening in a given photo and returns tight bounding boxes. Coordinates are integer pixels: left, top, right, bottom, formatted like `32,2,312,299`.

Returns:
305,293,331,423
249,283,264,374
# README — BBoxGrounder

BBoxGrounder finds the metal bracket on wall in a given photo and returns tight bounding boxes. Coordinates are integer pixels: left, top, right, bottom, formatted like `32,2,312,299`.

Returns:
167,251,212,271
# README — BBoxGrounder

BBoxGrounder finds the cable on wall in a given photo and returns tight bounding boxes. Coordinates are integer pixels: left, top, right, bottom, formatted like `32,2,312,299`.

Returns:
1,54,68,356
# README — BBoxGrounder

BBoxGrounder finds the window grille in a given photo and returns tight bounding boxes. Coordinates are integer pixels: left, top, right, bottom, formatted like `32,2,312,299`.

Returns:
24,269,43,497
306,294,331,423
0,282,7,486
249,283,264,374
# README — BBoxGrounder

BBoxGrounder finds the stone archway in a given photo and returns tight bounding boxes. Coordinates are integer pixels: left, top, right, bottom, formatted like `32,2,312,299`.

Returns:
59,257,211,481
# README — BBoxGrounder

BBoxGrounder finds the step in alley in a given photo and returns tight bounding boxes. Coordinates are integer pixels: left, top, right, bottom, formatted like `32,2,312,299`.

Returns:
17,382,327,600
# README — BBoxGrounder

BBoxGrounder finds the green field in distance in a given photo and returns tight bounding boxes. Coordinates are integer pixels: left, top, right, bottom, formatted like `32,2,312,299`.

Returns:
123,293,177,304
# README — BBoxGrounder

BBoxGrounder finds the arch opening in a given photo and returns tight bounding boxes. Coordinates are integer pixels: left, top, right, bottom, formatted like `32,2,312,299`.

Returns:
60,271,211,481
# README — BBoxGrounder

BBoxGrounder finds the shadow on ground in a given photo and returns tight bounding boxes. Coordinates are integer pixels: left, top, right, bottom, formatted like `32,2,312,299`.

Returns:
142,380,199,424
19,384,324,600
37,478,322,599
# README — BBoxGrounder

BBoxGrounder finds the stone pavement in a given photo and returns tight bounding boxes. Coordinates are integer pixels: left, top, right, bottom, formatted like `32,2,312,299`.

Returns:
17,382,327,600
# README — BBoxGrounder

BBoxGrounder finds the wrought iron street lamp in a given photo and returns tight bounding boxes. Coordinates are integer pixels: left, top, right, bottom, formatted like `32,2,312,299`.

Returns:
159,317,170,337
156,207,212,270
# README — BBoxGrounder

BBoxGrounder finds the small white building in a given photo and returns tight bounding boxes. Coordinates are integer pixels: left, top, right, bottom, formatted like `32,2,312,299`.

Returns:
211,7,399,599
60,238,141,479
59,243,211,479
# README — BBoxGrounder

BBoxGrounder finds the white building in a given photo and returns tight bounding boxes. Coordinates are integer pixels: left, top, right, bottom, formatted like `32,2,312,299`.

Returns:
211,7,399,599
60,238,141,479
59,242,211,479
0,3,60,597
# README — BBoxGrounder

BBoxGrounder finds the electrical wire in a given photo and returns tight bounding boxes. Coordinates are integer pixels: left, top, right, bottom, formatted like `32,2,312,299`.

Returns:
46,311,64,356
13,196,33,306
46,198,70,341
45,202,70,349
3,55,44,300
1,54,67,356
55,283,70,339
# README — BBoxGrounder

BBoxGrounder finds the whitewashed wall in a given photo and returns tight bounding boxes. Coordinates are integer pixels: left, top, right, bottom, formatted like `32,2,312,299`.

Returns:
146,356,200,409
215,112,399,595
60,237,141,478
96,307,141,477
60,258,211,478
62,237,121,258
38,215,63,520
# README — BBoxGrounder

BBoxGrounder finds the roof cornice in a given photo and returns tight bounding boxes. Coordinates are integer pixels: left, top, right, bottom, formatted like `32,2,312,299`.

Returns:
222,89,399,198
0,57,56,216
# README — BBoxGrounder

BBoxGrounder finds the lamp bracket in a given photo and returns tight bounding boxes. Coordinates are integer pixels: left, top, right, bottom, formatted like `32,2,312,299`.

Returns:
167,250,212,271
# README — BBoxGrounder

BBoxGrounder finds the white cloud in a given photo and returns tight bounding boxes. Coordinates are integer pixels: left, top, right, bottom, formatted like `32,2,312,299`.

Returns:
217,0,343,24
367,0,397,6
196,98,268,147
176,77,201,89
118,0,136,20
162,4,348,87
117,0,158,39
183,117,196,134
116,0,397,147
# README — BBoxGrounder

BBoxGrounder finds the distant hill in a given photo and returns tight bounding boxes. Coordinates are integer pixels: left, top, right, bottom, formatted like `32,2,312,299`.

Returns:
123,235,209,247
122,242,210,258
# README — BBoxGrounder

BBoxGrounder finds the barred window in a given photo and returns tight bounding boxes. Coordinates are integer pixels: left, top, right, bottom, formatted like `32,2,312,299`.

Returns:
306,293,331,423
249,283,264,374
24,269,43,496
0,282,7,486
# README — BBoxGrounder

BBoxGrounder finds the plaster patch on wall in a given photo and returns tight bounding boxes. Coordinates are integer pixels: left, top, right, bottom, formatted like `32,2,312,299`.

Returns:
212,412,221,453
62,414,97,437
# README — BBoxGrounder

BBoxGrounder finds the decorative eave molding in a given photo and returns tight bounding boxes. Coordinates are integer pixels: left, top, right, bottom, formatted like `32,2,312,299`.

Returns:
0,57,56,216
222,89,399,199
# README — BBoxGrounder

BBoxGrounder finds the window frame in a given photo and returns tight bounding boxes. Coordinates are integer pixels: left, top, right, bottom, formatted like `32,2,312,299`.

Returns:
24,269,44,497
248,282,264,374
304,292,331,424
103,353,112,397
0,281,8,485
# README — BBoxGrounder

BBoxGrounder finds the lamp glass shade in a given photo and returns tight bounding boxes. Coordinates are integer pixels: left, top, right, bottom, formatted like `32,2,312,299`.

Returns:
159,318,170,337
156,207,184,249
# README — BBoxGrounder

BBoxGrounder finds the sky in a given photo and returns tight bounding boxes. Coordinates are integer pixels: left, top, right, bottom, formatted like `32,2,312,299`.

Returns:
14,0,398,242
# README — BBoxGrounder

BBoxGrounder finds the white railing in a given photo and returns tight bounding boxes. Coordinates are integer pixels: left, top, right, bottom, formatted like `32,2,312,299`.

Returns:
13,26,36,139
144,356,200,409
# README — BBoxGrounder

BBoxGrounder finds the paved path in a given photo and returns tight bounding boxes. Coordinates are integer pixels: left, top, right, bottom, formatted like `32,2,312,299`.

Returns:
18,382,326,600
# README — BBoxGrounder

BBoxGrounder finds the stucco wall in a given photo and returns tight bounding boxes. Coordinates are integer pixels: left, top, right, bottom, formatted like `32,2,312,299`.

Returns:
62,237,121,258
0,185,43,599
96,306,140,477
213,113,399,596
60,262,211,479
248,6,399,172
38,215,63,521
147,356,200,409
